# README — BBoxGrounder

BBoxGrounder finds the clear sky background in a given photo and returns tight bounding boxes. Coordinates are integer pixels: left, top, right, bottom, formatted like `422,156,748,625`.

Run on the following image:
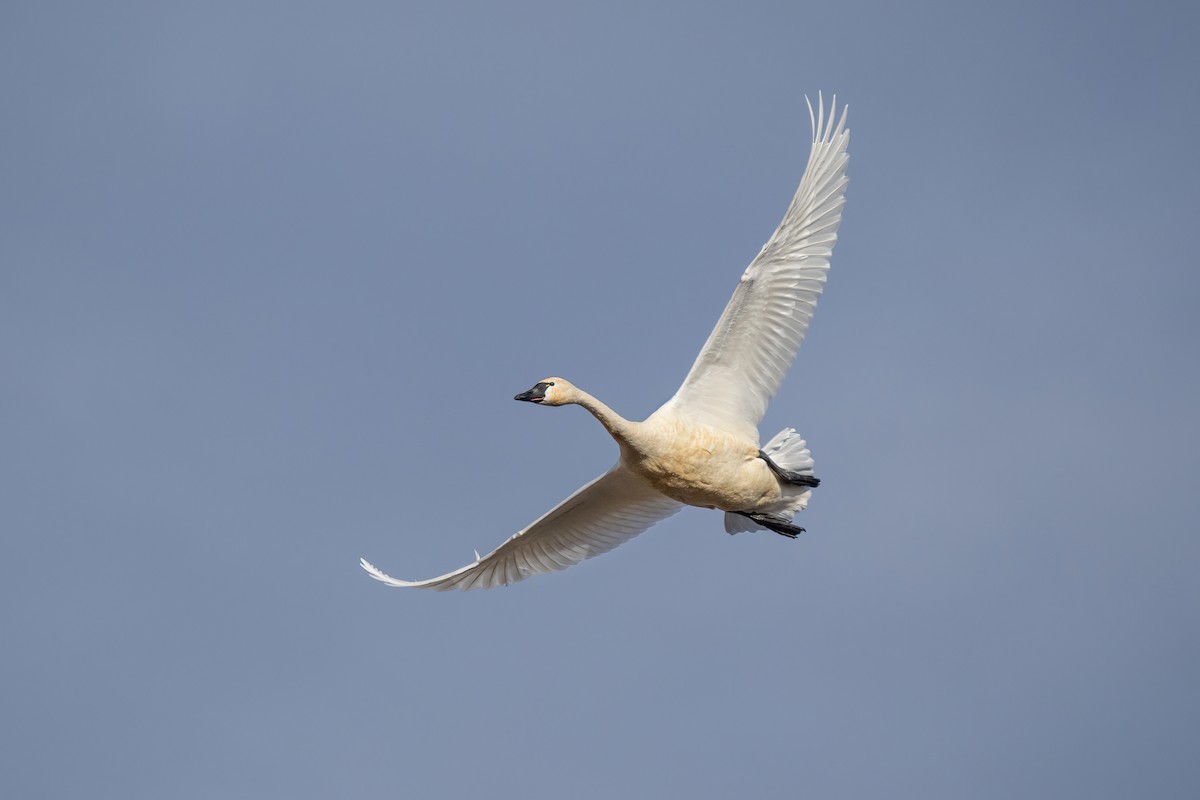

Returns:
3,1,1198,797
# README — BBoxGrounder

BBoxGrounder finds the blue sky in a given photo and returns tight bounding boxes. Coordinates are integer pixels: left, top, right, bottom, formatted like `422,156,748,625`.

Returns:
3,1,1198,797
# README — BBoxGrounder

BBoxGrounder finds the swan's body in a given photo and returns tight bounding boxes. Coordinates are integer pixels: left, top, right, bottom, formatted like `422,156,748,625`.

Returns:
620,414,780,511
361,95,849,590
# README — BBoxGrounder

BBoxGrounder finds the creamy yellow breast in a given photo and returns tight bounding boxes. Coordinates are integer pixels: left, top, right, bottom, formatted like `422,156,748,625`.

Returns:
620,417,782,512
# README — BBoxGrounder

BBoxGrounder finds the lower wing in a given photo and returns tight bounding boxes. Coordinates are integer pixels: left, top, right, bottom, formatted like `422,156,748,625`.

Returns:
360,466,682,591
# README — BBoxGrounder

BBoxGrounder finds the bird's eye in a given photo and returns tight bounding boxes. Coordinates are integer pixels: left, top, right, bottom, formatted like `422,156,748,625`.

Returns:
548,382,555,387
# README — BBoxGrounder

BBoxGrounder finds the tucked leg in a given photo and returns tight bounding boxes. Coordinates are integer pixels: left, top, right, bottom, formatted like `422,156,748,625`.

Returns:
758,449,821,487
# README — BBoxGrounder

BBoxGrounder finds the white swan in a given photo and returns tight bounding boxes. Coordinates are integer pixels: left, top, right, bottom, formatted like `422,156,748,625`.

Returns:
361,95,850,591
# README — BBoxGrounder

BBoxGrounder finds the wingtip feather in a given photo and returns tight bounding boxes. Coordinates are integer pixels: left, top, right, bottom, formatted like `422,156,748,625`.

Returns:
808,92,850,145
359,556,417,587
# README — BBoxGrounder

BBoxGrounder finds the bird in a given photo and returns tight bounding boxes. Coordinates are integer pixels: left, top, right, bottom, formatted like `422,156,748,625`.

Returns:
361,94,850,591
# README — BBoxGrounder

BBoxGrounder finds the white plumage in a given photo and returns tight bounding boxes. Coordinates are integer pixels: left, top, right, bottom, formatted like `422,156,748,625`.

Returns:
362,94,850,590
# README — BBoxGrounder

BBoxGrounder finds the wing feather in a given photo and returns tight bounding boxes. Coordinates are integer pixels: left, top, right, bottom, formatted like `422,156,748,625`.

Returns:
658,94,850,440
360,467,681,591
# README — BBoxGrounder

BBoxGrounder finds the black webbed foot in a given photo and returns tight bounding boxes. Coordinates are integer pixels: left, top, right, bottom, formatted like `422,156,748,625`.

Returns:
735,511,806,539
757,449,821,487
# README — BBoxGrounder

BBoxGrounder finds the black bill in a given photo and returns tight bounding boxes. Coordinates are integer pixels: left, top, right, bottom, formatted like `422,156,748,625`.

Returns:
514,382,551,403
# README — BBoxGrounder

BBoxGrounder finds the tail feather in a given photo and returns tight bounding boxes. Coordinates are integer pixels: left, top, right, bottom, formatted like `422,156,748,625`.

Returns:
725,513,765,534
762,427,814,475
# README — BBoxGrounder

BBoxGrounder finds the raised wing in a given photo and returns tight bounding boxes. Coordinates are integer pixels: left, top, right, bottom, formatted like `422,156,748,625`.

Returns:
360,467,681,591
658,94,850,442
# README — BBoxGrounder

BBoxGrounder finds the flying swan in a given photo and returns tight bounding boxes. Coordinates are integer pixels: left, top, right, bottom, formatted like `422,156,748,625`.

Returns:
361,94,850,590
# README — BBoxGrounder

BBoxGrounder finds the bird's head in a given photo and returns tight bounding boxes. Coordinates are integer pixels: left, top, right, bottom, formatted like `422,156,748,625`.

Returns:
514,377,576,407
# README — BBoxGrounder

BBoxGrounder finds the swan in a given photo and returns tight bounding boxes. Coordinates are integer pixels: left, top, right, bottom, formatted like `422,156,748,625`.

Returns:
361,94,850,591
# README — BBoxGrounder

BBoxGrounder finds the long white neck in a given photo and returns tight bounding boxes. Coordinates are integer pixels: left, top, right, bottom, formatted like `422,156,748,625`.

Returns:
573,389,636,444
